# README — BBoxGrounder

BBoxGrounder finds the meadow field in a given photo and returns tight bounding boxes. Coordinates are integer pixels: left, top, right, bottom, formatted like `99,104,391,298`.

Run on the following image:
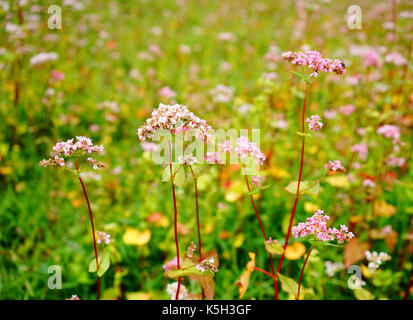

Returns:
0,0,412,300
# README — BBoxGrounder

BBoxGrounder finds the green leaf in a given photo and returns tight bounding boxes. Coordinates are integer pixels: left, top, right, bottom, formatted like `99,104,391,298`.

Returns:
165,258,213,279
284,180,320,198
88,251,111,277
265,240,284,255
247,185,271,195
354,288,374,300
173,166,186,187
162,164,186,187
190,164,208,178
290,71,311,84
296,131,312,138
277,272,299,296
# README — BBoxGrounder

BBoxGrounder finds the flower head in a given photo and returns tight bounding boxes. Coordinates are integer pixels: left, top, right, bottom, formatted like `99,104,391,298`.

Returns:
137,103,211,143
251,175,263,188
282,50,346,77
292,209,354,243
166,282,189,300
96,231,111,245
325,160,346,173
377,125,400,143
306,114,323,131
39,136,104,170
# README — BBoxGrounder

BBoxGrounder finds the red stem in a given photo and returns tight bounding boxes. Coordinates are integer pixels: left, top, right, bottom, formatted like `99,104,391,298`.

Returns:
168,144,181,300
75,160,100,300
253,267,275,279
275,83,309,300
296,244,313,300
245,176,276,299
403,241,413,300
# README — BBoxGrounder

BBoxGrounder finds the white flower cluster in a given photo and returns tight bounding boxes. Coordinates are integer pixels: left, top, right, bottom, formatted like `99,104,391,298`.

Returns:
195,257,217,273
178,155,198,165
166,282,189,300
365,251,391,274
30,52,58,66
138,103,211,143
324,261,344,277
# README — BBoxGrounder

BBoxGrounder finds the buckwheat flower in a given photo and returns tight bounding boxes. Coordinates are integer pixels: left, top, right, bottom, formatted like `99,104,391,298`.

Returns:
251,175,263,188
138,103,212,143
365,251,391,274
351,142,368,161
363,49,382,68
282,50,346,77
205,151,220,164
96,231,110,245
30,52,58,66
234,136,266,165
178,154,198,165
339,104,356,116
163,257,178,271
362,179,375,188
158,86,176,99
66,295,80,300
323,109,337,119
195,257,218,273
384,52,408,66
39,136,104,170
210,84,234,103
386,155,405,167
167,282,189,300
50,70,65,81
377,125,401,143
218,32,234,42
306,114,323,131
292,209,354,243
325,160,346,172
324,261,344,277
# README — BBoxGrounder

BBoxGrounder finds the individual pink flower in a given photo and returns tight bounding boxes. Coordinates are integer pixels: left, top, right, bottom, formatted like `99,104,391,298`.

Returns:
386,155,405,167
339,104,356,116
251,175,263,188
377,125,400,143
384,52,408,66
363,49,382,68
306,114,323,131
66,295,80,300
362,179,376,188
163,257,178,271
325,160,346,172
158,86,177,99
50,70,65,81
351,142,368,161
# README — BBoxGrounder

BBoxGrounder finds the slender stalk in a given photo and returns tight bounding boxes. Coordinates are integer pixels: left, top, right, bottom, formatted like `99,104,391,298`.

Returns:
296,244,314,300
75,160,100,300
168,143,181,300
253,266,275,279
189,166,202,261
275,83,309,299
244,175,276,299
403,241,413,300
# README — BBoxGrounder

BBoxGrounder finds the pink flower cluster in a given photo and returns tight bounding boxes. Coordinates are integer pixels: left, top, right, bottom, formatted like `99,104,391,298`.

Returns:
282,50,346,77
351,142,368,161
206,137,266,166
386,155,405,167
40,137,104,169
292,210,354,243
306,114,323,131
96,231,111,245
138,103,212,142
325,160,346,172
251,175,263,188
377,125,400,143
